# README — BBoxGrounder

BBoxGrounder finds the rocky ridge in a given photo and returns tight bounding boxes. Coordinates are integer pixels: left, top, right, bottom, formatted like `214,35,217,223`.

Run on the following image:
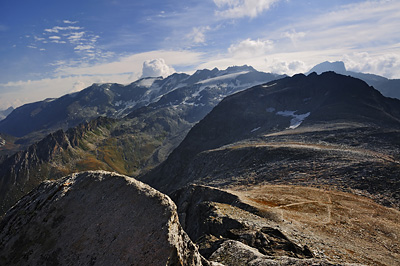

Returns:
307,61,400,99
0,171,209,266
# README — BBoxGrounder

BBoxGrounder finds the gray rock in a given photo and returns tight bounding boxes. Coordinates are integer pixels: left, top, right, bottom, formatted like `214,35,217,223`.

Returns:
210,240,361,266
0,171,206,266
210,240,264,265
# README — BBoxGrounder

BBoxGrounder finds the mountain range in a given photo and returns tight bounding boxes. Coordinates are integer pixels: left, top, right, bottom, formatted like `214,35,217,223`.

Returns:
0,64,400,265
0,66,283,215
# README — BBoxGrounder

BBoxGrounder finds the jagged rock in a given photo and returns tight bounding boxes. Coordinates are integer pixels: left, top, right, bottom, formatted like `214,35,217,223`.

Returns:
172,185,315,262
210,240,264,265
0,171,207,266
210,240,360,266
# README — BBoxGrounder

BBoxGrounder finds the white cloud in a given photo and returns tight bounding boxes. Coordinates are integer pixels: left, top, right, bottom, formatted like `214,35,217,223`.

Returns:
55,50,202,78
283,30,306,46
217,0,400,78
44,26,83,33
51,40,67,44
67,32,86,43
343,52,400,79
186,26,211,44
214,0,280,18
63,20,78,24
228,38,273,57
74,45,95,51
273,0,400,52
71,81,87,92
49,36,61,40
266,58,308,75
141,58,175,78
34,36,45,41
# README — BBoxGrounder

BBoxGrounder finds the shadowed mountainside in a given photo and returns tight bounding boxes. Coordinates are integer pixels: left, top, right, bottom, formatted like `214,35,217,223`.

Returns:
141,72,400,209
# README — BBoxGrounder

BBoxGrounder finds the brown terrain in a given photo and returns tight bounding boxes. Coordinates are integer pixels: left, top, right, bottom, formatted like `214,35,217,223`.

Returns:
229,185,400,265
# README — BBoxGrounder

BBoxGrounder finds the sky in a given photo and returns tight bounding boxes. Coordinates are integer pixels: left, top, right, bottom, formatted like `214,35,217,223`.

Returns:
0,0,400,109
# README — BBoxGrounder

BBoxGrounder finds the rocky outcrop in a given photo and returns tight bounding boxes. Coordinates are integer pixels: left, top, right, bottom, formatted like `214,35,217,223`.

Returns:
170,185,365,265
172,186,312,259
210,240,358,266
0,171,207,266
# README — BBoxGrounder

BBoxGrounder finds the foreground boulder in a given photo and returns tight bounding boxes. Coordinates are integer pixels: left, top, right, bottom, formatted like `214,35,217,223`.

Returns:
0,171,206,266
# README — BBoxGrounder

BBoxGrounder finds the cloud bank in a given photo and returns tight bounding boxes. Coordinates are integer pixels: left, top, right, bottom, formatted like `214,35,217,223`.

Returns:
141,58,175,78
229,38,273,57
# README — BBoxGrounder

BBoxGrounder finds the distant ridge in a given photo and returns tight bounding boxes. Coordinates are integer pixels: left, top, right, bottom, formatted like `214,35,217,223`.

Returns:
306,61,400,99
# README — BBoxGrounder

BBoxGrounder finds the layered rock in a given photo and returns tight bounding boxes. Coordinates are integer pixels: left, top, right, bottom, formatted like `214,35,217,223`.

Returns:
0,171,207,266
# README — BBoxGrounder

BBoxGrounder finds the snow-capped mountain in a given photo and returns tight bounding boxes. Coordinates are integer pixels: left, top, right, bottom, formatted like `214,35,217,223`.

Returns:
0,66,283,139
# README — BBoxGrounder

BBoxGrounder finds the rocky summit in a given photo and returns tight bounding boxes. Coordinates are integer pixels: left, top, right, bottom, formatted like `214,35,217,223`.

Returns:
0,171,208,266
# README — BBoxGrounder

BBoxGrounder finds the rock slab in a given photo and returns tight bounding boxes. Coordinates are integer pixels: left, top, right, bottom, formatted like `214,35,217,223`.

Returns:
0,171,205,266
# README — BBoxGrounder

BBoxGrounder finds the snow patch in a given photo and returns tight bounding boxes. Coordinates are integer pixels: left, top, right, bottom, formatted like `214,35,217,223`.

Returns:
262,83,276,88
276,110,311,129
137,78,158,88
113,100,138,116
251,127,261,132
196,71,249,85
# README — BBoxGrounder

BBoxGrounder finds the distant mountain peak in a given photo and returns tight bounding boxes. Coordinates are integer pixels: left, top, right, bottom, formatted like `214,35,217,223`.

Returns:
307,61,347,75
225,65,256,73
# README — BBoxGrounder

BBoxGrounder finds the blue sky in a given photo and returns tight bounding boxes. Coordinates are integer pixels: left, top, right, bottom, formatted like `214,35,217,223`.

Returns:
1,0,400,109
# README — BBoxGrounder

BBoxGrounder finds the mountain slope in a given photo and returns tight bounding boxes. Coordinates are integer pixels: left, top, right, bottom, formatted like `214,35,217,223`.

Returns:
141,72,400,208
0,107,13,121
0,75,186,138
